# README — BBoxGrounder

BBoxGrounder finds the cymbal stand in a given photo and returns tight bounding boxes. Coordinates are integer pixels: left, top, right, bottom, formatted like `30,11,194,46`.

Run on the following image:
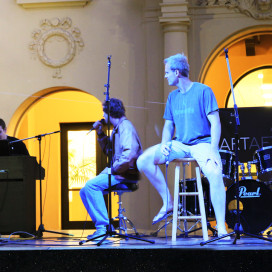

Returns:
201,49,272,245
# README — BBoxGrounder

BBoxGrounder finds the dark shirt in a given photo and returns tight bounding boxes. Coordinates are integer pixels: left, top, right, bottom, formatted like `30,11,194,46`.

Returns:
98,117,142,180
7,136,30,156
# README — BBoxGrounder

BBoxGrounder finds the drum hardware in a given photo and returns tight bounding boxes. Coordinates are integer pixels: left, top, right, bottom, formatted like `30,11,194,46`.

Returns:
239,161,257,180
247,161,253,179
239,162,246,180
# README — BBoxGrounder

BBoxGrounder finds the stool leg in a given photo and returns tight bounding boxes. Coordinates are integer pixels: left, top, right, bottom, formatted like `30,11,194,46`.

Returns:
172,163,180,242
195,166,209,241
114,192,139,236
113,192,127,235
182,162,188,236
125,218,139,236
119,217,128,236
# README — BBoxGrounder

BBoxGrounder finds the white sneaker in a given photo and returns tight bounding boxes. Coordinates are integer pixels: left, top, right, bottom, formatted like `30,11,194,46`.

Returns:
87,228,106,240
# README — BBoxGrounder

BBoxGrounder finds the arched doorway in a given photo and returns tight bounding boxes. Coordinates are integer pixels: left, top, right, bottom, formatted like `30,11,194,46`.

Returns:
7,87,108,231
199,27,272,108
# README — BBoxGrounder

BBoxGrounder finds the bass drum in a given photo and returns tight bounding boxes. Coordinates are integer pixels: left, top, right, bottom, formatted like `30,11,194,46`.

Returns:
226,179,272,234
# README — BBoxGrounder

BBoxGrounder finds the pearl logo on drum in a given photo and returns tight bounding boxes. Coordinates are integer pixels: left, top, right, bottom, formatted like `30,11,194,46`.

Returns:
239,186,261,198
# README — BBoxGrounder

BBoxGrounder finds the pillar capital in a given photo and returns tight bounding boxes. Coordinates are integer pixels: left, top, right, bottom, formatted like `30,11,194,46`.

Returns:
160,21,190,33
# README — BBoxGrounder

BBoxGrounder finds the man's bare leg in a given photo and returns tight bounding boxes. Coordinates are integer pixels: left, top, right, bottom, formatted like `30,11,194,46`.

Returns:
137,145,173,222
203,161,229,237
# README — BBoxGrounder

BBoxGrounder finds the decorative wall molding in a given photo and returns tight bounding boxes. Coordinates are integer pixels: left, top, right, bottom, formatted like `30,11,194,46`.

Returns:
143,7,161,23
196,0,272,20
29,17,84,78
159,1,191,31
17,0,91,9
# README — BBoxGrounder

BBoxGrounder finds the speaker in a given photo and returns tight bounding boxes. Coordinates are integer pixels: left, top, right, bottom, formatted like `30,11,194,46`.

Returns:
0,157,36,235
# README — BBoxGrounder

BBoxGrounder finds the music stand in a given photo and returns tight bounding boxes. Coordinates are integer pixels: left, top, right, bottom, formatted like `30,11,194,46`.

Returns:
11,131,73,238
79,56,154,246
200,49,272,245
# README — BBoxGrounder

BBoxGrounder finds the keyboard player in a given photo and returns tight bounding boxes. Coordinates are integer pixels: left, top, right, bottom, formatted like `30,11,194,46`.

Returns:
0,118,29,156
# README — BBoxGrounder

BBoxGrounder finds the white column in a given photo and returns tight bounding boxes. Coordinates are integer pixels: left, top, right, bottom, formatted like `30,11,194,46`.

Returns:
159,0,191,101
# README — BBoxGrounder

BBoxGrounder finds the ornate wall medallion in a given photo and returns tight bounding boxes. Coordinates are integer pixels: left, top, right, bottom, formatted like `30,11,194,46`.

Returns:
197,0,272,19
29,17,84,78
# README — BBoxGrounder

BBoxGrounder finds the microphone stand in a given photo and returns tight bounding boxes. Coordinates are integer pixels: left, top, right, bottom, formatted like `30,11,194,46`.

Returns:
11,131,73,238
79,56,154,246
201,49,272,245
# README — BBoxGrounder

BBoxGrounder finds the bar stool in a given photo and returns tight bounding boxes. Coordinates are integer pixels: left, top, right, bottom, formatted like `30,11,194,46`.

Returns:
172,158,208,242
104,182,139,236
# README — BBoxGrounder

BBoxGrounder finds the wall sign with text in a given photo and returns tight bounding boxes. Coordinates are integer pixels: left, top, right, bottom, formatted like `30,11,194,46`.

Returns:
219,107,272,163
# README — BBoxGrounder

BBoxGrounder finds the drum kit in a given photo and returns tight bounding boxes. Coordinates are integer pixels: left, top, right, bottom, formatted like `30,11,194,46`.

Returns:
220,147,272,234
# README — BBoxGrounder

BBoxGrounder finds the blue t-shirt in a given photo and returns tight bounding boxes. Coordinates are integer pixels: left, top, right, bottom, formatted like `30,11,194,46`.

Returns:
163,82,219,145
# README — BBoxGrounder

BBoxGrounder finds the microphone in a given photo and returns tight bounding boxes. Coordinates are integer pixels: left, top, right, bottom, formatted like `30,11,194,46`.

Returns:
87,119,106,134
166,156,170,166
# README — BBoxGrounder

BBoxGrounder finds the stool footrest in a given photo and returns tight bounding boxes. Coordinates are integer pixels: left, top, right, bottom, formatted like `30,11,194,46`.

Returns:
178,216,202,220
179,192,199,196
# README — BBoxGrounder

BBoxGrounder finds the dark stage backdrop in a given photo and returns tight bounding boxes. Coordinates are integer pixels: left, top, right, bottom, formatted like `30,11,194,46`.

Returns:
219,107,272,163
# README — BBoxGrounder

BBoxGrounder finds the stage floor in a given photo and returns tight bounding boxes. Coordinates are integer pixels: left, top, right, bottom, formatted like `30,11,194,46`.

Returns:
1,229,272,250
1,229,272,272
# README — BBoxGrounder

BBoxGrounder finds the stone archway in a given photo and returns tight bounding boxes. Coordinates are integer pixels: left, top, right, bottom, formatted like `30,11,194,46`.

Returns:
199,26,272,108
7,87,103,230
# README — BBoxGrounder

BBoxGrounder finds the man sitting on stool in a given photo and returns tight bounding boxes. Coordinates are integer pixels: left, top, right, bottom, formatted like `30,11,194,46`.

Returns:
80,98,142,240
137,53,229,238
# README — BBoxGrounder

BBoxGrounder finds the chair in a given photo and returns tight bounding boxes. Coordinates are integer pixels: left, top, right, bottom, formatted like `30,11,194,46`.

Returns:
104,182,139,236
171,158,208,242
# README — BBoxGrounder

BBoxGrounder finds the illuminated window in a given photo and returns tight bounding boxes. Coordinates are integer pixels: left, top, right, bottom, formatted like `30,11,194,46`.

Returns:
61,122,118,229
226,67,272,108
68,130,96,221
